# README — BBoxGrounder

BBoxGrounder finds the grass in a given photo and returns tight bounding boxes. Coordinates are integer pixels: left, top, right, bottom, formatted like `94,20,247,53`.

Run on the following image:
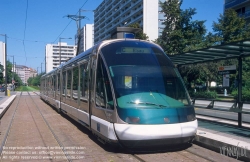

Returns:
15,86,40,91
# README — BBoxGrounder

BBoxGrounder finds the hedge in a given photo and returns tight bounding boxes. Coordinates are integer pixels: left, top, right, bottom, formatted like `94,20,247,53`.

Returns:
231,89,250,101
193,91,217,99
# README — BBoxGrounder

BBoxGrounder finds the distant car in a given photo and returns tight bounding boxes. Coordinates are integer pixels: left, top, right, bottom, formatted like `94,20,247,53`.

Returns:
0,87,5,92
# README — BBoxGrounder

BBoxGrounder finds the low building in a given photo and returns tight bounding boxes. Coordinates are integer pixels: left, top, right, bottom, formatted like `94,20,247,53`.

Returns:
15,65,37,84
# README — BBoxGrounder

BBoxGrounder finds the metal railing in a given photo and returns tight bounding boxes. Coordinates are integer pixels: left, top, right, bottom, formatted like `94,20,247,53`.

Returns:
193,98,250,126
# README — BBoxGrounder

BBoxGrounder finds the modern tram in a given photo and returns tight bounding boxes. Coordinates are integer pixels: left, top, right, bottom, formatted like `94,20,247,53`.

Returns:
40,39,197,148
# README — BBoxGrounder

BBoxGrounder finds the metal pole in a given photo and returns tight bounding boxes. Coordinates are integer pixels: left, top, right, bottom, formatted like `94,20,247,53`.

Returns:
79,9,81,36
45,55,46,73
4,35,7,96
12,56,14,82
238,56,242,127
59,38,61,65
77,9,81,55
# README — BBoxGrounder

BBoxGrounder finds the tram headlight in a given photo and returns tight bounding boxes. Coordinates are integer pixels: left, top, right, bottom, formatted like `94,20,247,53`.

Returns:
125,117,140,124
187,114,196,121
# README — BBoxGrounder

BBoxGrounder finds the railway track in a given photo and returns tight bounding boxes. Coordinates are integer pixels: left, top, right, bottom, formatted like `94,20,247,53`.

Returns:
0,92,241,162
0,92,73,161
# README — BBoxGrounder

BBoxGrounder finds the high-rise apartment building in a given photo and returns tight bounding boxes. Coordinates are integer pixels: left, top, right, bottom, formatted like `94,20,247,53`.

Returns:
225,0,250,23
94,0,166,43
45,42,77,72
77,24,94,54
0,41,6,77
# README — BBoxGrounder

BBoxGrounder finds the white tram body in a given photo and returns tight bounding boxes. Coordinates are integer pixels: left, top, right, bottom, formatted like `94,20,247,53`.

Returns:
40,39,197,148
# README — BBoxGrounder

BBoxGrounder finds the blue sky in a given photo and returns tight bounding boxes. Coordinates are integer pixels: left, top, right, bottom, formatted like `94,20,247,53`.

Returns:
0,0,224,72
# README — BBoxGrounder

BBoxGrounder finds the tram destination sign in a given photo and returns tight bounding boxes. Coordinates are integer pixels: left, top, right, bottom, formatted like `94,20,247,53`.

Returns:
218,65,236,75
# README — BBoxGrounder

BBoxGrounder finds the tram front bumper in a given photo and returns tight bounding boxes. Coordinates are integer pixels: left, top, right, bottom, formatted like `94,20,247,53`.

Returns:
114,120,197,148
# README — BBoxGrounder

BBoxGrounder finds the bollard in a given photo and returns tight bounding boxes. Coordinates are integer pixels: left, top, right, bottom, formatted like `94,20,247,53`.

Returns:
224,89,227,96
7,89,10,96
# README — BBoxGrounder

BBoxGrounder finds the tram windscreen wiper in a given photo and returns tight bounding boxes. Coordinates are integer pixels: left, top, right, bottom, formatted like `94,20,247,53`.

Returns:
127,101,167,108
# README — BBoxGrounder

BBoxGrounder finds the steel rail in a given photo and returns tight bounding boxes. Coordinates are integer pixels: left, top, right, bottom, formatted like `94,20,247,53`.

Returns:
0,92,22,158
27,91,73,162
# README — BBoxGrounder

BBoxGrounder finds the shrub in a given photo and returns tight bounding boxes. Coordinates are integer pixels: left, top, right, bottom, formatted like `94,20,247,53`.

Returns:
231,89,250,101
193,91,217,99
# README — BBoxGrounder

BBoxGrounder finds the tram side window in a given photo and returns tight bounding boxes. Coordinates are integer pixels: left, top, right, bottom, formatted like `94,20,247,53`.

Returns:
49,76,52,95
53,75,56,95
47,78,49,94
95,57,114,110
80,63,89,100
72,66,79,99
45,78,47,94
67,69,72,98
57,73,60,95
62,71,66,96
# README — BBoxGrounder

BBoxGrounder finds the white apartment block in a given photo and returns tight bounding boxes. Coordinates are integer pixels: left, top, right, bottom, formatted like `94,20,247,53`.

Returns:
0,41,6,77
15,65,37,84
45,42,77,73
77,24,94,54
94,0,166,43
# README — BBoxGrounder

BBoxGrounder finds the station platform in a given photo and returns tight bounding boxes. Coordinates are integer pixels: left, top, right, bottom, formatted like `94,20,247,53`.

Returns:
0,92,249,161
195,115,250,161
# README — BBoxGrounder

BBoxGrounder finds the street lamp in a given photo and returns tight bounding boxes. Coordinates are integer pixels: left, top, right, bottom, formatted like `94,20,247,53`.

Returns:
59,37,72,65
37,67,39,76
8,55,14,83
0,34,7,96
41,63,43,74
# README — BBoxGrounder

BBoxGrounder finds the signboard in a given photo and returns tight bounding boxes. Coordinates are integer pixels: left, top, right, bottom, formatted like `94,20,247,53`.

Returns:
223,74,229,87
218,65,236,75
120,47,151,54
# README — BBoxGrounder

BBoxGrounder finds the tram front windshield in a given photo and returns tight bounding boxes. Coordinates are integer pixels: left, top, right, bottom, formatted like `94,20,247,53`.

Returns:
101,41,191,109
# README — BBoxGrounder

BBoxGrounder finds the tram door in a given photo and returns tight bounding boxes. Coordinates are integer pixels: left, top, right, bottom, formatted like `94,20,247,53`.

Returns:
89,54,97,128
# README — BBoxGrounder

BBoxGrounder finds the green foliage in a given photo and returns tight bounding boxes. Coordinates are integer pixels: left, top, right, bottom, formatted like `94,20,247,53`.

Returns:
16,86,39,91
156,3,250,94
213,9,250,44
0,64,4,84
127,23,149,40
0,61,23,86
193,91,217,99
27,72,45,86
15,86,22,91
157,0,207,54
231,88,250,101
30,86,40,90
179,63,221,90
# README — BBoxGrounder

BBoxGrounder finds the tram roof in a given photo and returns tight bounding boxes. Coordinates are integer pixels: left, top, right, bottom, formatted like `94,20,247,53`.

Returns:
168,38,250,66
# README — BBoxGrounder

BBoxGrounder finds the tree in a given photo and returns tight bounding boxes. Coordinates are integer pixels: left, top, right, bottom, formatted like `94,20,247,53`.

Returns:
156,0,215,91
213,8,250,44
6,61,13,83
13,73,23,86
6,61,23,86
157,0,207,55
0,64,4,84
212,9,250,93
27,72,45,86
127,23,149,40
